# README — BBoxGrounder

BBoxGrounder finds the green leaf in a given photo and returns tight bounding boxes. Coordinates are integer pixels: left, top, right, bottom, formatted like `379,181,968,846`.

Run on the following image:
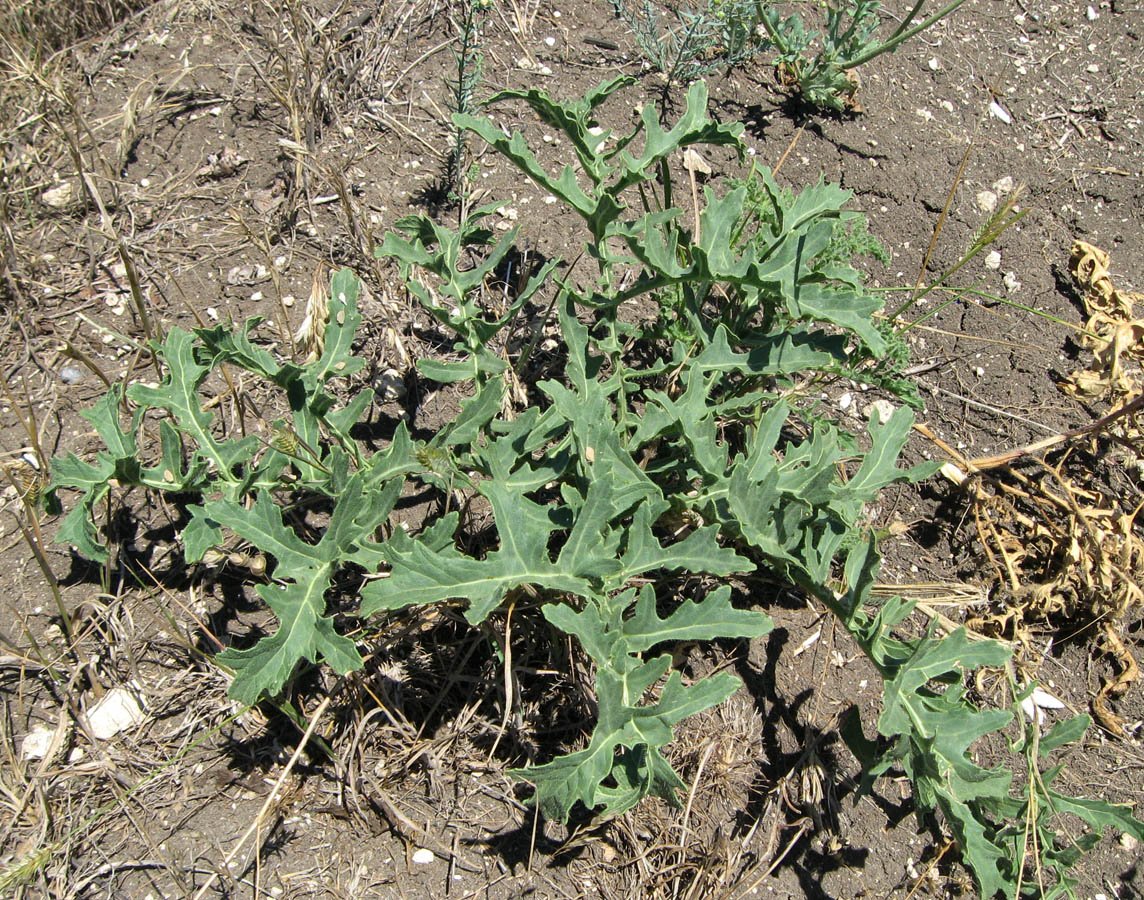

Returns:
873,630,1015,899
202,486,383,701
361,479,594,624
485,75,635,183
309,268,366,383
788,282,886,355
879,629,1011,738
218,573,362,704
618,504,749,582
436,376,504,448
1044,790,1144,843
417,358,481,383
55,495,111,563
182,505,222,563
81,390,139,460
197,317,301,387
1038,714,1091,754
835,407,940,513
516,661,744,821
616,81,743,194
619,584,771,656
204,491,328,574
128,328,259,482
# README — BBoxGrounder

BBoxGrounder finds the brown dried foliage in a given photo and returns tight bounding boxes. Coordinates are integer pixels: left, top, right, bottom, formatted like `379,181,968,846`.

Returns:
930,242,1144,735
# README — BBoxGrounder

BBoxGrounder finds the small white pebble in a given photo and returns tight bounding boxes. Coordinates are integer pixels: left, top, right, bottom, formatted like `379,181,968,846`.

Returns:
1087,5,1098,20
205,306,219,321
544,36,556,47
864,399,897,425
282,295,295,307
984,250,1002,270
928,57,939,70
989,100,1012,125
974,366,985,377
412,849,435,865
250,291,263,301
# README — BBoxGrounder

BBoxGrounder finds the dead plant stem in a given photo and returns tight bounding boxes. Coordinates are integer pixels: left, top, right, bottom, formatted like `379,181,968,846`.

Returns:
191,695,332,900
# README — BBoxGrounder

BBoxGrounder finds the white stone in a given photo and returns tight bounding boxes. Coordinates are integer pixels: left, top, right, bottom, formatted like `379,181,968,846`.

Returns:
984,250,1002,270
1003,272,1022,293
41,183,73,208
992,175,1014,195
374,368,406,402
544,36,556,47
988,100,1012,125
412,848,435,864
87,686,145,740
976,190,998,213
864,399,896,425
21,724,55,760
838,391,852,411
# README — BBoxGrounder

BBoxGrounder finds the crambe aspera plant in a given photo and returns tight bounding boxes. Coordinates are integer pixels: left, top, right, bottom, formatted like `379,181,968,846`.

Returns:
49,79,1142,896
613,0,969,111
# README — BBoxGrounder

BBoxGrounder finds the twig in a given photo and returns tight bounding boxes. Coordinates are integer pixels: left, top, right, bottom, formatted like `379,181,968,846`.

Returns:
771,124,805,177
916,379,1057,435
191,696,331,900
912,141,972,303
967,392,1144,469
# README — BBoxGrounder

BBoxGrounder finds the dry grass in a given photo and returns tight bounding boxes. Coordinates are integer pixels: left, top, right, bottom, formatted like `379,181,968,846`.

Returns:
0,0,153,60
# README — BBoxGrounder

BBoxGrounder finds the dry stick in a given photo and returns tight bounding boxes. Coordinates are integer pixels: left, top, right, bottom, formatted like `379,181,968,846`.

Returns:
485,596,517,764
916,378,1057,434
967,391,1144,470
723,819,811,900
900,840,955,900
57,114,160,350
771,124,805,177
190,696,331,900
911,140,972,304
671,740,719,900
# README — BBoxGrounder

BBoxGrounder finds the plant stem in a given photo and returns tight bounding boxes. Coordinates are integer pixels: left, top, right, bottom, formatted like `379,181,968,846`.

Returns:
843,0,968,69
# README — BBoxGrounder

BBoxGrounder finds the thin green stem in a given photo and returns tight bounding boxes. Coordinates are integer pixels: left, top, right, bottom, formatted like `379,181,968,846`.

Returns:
888,208,1027,320
755,8,791,58
885,0,927,44
842,0,968,69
